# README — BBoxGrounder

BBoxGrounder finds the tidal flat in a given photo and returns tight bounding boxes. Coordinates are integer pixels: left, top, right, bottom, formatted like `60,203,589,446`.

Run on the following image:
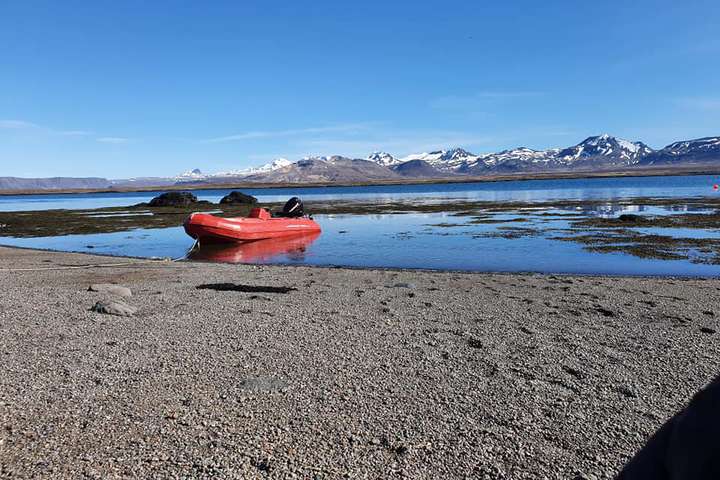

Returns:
1,196,719,267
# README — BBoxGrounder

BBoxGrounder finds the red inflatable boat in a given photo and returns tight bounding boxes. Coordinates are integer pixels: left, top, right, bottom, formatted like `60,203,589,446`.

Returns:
184,208,321,243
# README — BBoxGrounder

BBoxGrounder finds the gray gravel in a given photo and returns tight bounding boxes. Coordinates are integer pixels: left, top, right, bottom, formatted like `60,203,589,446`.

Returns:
0,246,719,479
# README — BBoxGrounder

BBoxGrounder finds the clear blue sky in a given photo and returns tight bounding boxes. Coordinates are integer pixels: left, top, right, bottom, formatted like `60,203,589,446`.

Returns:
1,0,719,178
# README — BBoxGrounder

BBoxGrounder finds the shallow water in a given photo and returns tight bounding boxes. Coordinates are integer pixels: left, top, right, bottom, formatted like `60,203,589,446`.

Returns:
2,174,720,212
2,176,720,275
2,207,719,276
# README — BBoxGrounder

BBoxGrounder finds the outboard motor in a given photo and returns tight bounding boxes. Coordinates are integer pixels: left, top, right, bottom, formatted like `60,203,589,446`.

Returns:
280,197,304,217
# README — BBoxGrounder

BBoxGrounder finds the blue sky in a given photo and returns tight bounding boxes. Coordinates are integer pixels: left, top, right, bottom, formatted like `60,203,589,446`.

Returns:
1,0,719,178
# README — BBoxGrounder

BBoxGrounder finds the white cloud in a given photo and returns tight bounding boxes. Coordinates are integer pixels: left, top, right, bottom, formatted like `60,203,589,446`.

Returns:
430,91,544,110
58,130,93,137
0,119,96,138
202,123,375,144
97,136,130,144
0,119,39,129
676,97,720,111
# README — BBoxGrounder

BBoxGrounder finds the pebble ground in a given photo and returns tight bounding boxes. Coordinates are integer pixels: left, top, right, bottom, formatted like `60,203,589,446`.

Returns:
1,246,718,479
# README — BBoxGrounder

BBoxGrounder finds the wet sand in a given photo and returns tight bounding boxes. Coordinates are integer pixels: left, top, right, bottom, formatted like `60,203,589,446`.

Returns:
1,246,719,479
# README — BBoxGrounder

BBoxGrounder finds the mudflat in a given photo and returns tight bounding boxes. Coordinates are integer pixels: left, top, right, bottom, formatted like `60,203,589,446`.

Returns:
0,246,718,479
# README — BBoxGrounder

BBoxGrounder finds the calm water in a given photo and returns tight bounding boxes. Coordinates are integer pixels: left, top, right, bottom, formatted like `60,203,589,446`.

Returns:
1,176,720,276
1,174,719,212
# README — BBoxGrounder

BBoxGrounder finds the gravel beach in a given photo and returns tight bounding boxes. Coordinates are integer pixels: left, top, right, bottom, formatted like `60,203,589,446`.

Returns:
1,246,719,479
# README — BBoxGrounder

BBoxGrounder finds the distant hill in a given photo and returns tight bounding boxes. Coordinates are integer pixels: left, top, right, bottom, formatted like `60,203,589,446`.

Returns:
0,177,111,191
391,160,445,178
242,156,401,183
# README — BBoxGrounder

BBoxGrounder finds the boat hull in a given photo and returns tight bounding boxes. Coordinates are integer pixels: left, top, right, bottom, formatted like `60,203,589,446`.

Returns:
188,231,320,263
184,213,321,243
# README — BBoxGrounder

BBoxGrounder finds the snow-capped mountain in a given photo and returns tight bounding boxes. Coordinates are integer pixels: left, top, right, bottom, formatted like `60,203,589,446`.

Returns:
469,147,560,173
177,134,719,184
243,156,400,183
174,158,292,182
641,136,720,165
556,134,653,166
662,136,720,155
371,135,659,175
176,168,205,180
221,158,292,176
399,148,480,172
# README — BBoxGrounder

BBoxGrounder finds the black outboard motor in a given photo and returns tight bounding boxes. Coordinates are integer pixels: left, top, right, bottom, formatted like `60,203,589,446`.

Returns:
279,197,304,217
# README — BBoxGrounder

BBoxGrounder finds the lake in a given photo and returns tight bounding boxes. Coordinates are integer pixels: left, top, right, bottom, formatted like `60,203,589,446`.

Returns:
2,175,720,276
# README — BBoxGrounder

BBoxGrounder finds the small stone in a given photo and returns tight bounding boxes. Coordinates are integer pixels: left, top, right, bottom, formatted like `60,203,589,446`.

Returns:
700,327,716,334
89,284,132,297
238,377,288,393
467,338,483,349
91,300,137,317
616,385,637,398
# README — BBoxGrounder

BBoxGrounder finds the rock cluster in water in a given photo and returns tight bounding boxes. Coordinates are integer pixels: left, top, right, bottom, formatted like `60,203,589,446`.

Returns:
219,191,258,205
145,191,210,207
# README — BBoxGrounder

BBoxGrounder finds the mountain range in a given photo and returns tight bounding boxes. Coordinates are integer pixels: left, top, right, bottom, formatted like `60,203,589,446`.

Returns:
1,134,719,190
175,134,720,184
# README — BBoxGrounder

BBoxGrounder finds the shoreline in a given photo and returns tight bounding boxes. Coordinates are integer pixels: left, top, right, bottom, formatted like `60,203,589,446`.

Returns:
1,243,718,279
2,165,720,196
1,246,719,477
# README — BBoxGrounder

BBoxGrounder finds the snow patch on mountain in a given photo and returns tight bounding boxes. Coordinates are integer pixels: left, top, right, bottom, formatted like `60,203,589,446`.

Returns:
175,158,292,180
177,168,204,180
367,151,399,166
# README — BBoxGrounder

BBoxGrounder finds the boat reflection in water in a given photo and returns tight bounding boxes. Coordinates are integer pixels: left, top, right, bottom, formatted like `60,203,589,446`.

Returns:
187,231,320,264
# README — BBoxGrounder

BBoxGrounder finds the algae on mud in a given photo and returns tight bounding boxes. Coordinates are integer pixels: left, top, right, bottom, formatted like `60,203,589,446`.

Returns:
0,203,259,238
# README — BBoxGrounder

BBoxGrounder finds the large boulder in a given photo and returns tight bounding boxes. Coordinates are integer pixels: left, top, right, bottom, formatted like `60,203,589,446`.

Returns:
220,191,258,205
91,300,137,317
148,191,199,207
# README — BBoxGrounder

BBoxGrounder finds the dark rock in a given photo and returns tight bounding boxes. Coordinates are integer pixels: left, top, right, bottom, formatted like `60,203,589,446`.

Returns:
700,327,716,334
616,385,637,398
219,191,258,205
618,214,647,223
91,300,137,317
596,306,616,317
147,191,199,207
467,338,483,349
